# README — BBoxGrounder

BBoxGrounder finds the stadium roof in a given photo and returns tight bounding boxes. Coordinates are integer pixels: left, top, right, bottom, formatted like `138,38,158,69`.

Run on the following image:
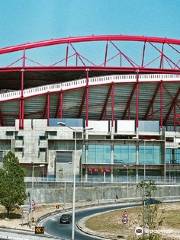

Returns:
0,35,179,127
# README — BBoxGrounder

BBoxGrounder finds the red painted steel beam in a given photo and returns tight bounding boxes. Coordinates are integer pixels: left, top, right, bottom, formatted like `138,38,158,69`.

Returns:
0,35,180,55
65,44,69,67
144,82,161,119
135,73,139,129
149,42,180,69
56,90,63,118
43,93,50,123
0,66,179,75
47,92,50,125
111,83,115,126
19,50,25,129
160,81,163,128
70,43,86,66
104,41,108,67
163,85,180,109
85,70,89,127
122,83,137,119
160,43,164,69
163,88,180,125
78,87,86,118
110,41,137,67
100,84,113,120
141,41,146,67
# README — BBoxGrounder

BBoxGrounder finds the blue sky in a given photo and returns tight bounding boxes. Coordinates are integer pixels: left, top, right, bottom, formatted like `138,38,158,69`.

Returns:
0,0,179,66
0,0,179,47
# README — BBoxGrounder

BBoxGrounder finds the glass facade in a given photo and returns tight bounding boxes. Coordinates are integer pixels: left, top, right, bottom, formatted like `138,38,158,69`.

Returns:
87,144,111,164
166,148,180,164
82,142,162,165
166,148,173,163
139,144,161,164
175,149,180,163
114,144,136,164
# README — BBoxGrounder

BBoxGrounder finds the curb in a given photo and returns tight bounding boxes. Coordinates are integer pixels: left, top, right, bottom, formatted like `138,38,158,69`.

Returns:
76,202,141,240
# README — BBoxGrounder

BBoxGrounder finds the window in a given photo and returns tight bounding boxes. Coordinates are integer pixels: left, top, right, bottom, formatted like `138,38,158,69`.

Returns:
6,131,14,136
15,135,23,140
175,149,180,164
56,151,72,163
47,131,57,136
87,144,111,164
139,144,161,164
114,144,136,164
39,136,46,140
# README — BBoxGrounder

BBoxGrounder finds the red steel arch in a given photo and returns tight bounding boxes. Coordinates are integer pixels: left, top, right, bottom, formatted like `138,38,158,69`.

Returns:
0,35,180,54
0,35,179,129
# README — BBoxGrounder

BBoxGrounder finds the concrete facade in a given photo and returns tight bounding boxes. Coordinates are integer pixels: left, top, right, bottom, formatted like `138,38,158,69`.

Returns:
0,118,180,180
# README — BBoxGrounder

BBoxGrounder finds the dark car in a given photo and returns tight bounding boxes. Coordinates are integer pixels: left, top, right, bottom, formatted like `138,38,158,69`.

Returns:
144,198,161,205
59,214,72,224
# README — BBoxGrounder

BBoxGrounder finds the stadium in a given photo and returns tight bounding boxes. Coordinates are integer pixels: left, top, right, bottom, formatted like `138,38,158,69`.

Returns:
0,34,179,182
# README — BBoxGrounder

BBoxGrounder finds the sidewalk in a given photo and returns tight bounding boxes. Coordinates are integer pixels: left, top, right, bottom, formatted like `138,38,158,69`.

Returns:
0,199,140,240
0,227,57,240
0,203,61,232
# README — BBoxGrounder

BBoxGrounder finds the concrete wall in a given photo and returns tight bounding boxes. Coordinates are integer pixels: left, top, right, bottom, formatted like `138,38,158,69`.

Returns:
26,183,180,204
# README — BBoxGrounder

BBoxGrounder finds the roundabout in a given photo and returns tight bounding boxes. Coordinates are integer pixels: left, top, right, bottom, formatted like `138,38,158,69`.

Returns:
39,202,139,240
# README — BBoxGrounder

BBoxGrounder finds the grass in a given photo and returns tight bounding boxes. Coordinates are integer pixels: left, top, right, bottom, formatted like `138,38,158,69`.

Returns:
163,209,180,228
85,203,180,239
0,212,21,219
0,206,22,219
86,207,139,237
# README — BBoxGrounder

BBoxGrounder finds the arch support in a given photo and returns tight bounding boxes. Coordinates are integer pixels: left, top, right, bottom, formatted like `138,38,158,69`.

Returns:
85,70,89,127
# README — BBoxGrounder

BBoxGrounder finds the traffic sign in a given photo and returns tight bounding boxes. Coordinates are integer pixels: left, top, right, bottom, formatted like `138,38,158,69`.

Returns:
122,217,128,224
35,226,44,234
135,227,143,236
122,210,128,224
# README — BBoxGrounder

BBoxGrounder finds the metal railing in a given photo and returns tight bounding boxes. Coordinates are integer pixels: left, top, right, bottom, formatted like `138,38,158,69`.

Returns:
24,175,180,185
0,74,179,102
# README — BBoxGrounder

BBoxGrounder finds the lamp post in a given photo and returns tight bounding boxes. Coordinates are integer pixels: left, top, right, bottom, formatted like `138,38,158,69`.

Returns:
132,136,139,183
58,122,76,240
32,164,45,193
123,164,129,197
30,163,45,226
143,140,146,181
58,121,92,240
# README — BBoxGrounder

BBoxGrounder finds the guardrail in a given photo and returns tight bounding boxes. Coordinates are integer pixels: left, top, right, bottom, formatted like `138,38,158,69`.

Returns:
24,176,180,184
0,74,179,102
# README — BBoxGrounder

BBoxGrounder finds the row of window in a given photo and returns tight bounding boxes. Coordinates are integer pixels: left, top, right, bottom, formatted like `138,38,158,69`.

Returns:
82,143,162,165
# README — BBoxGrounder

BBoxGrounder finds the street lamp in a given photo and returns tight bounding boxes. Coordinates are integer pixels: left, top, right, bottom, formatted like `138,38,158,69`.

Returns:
122,163,133,198
58,121,92,240
123,164,129,198
132,136,139,183
30,163,45,226
32,163,45,191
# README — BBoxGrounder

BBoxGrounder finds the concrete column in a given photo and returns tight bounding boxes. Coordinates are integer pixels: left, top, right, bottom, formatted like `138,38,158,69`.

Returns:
85,144,88,182
111,143,114,183
136,140,139,183
110,124,114,183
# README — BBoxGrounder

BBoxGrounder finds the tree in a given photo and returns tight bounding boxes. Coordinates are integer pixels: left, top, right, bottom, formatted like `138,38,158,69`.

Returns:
136,180,164,240
0,151,26,217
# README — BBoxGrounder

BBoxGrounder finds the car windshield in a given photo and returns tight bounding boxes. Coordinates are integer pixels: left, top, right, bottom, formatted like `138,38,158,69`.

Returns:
61,214,70,218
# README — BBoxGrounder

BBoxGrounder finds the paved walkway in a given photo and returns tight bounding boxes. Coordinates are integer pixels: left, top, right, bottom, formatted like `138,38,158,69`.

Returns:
0,227,57,240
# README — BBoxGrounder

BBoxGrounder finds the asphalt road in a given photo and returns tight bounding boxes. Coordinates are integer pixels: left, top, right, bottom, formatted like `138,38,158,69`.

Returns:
42,203,137,240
